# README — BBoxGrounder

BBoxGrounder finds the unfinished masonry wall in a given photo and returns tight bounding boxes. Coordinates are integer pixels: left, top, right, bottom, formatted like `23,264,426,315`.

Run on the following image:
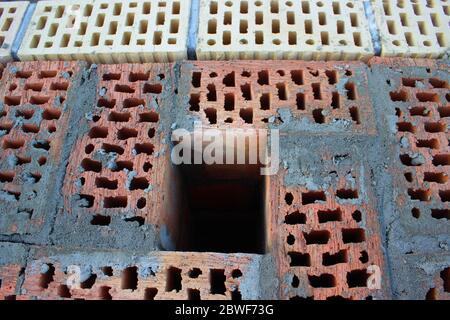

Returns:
0,57,449,300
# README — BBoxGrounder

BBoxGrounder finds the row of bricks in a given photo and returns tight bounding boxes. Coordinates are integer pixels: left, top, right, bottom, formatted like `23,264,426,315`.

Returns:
1,0,449,63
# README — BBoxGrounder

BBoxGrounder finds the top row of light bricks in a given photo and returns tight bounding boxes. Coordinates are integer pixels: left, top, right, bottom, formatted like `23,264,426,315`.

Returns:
0,0,449,63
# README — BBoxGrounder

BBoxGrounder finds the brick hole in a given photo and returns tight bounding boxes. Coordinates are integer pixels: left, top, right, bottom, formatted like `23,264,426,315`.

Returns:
433,154,450,166
410,106,430,116
390,90,408,102
424,122,446,133
291,275,299,288
318,12,326,25
285,192,294,205
330,92,340,109
25,82,44,92
81,158,102,172
345,82,357,100
347,269,369,288
239,108,253,124
95,177,118,190
224,93,235,111
231,289,242,300
121,266,138,290
285,211,306,225
39,263,55,289
275,83,287,101
397,122,415,133
349,106,360,124
426,288,438,300
323,249,348,266
0,171,14,183
114,84,135,94
98,98,116,108
43,108,61,120
129,177,149,191
101,266,113,276
88,126,108,139
402,78,421,87
204,108,217,124
288,252,311,267
431,209,450,220
225,117,233,123
3,138,25,150
424,172,448,184
2,190,20,201
223,71,235,87
129,72,149,82
124,98,145,108
318,208,342,223
337,20,345,34
360,250,369,263
342,228,366,243
302,191,326,204
98,286,112,300
446,93,450,102
439,190,450,202
38,157,47,166
104,196,127,208
296,93,305,110
241,83,252,100
0,122,13,134
257,70,269,86
429,78,448,89
336,189,358,199
352,210,362,222
39,70,57,79
210,269,226,295
206,84,217,101
412,207,420,219
5,96,21,106
400,154,424,167
308,274,336,288
286,233,295,245
320,31,329,45
29,172,41,183
143,83,162,94
144,288,158,300
124,216,145,225
303,230,330,245
117,127,138,140
312,109,324,123
404,172,413,182
16,71,32,79
260,93,270,110
50,82,69,91
325,70,337,85
108,111,130,122
440,268,450,292
416,92,439,103
188,289,201,300
312,83,321,100
16,109,35,120
189,94,200,111
113,161,133,172
135,143,154,155
148,128,156,139
91,214,111,226
16,156,31,166
57,284,71,298
223,31,231,45
437,106,450,118
101,143,124,155
242,71,251,78
166,266,182,292
208,19,217,34
78,194,94,208
7,83,16,91
102,73,121,81
407,188,429,201
192,72,201,87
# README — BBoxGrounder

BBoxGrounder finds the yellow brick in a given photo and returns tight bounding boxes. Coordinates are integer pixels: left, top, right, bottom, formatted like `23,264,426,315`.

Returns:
0,1,29,63
372,0,449,58
197,0,374,61
18,0,190,63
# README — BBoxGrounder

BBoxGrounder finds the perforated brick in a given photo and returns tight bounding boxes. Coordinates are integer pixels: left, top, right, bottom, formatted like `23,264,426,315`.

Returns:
272,166,387,300
197,0,374,61
18,0,190,63
0,242,28,300
181,60,376,133
0,1,29,63
371,0,449,58
62,63,171,229
0,61,82,236
20,249,258,300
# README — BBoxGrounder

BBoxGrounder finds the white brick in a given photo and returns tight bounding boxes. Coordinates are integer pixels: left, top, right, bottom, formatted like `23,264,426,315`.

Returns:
196,0,374,61
0,1,29,63
372,0,449,58
18,0,191,63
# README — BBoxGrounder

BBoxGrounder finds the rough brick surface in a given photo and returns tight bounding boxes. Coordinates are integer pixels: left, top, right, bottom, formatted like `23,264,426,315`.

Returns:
19,0,191,63
0,61,83,238
0,242,28,300
19,248,260,300
180,60,376,133
197,0,374,61
372,0,449,58
0,1,29,63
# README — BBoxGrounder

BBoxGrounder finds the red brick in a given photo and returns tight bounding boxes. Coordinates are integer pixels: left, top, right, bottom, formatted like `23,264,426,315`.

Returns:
181,60,376,133
0,264,22,300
